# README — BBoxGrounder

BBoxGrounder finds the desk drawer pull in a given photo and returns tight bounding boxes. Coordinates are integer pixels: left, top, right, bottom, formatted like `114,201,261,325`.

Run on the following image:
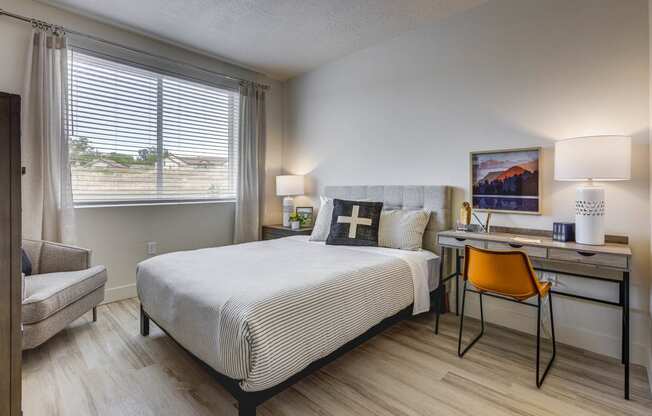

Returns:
577,251,596,257
454,237,467,242
508,243,523,248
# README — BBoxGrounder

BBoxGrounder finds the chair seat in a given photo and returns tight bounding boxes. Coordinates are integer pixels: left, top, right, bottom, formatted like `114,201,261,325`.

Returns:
22,265,107,324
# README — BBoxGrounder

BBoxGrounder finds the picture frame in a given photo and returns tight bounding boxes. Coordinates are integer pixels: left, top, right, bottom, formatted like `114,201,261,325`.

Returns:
296,206,314,227
470,147,541,215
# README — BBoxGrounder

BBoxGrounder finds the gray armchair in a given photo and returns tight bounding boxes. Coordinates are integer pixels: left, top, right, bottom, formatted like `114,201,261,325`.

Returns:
21,239,107,349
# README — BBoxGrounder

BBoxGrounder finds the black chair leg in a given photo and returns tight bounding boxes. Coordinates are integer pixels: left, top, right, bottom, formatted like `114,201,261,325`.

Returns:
92,306,97,322
536,293,556,387
458,281,485,357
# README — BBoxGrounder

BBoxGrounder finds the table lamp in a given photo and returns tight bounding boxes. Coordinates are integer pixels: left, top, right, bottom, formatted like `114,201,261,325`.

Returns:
554,135,631,245
276,175,305,227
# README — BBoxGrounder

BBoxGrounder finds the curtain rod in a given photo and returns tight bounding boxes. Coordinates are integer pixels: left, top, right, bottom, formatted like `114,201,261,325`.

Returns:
0,8,269,90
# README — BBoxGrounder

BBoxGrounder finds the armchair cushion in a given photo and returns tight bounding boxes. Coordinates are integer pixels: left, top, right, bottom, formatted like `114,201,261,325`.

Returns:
22,265,107,324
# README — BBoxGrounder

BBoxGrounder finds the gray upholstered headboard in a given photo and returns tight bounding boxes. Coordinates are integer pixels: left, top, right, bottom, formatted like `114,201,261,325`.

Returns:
323,185,452,253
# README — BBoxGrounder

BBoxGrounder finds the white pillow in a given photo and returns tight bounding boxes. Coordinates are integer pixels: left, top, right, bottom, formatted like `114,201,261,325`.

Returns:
378,209,431,251
309,196,334,241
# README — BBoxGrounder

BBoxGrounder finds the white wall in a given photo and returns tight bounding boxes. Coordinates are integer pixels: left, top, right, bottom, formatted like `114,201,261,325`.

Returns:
284,0,651,366
0,0,283,302
76,203,235,302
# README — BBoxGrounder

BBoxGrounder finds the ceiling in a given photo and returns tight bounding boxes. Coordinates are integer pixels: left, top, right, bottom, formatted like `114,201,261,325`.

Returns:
40,0,487,80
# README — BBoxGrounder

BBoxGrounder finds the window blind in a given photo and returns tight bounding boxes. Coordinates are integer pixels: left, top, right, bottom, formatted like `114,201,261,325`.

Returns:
67,49,239,204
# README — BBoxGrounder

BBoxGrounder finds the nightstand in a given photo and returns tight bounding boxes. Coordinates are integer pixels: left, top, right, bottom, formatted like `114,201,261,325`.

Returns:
262,224,313,240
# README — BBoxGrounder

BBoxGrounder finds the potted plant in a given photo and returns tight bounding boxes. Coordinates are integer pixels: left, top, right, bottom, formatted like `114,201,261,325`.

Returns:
289,213,301,230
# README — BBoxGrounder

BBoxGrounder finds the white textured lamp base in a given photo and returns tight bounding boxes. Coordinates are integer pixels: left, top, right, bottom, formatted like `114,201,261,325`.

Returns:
575,186,605,245
282,196,294,227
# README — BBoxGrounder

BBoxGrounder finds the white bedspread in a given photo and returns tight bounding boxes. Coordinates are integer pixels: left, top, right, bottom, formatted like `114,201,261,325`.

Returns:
137,236,439,391
293,236,437,314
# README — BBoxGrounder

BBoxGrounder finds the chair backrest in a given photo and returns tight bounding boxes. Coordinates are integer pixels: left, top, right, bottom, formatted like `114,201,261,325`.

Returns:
463,245,545,300
22,239,90,275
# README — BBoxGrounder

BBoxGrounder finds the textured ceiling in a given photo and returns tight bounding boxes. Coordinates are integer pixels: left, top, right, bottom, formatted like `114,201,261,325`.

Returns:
39,0,487,80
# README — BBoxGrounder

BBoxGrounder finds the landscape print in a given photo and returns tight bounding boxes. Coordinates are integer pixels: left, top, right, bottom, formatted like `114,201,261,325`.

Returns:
471,148,540,214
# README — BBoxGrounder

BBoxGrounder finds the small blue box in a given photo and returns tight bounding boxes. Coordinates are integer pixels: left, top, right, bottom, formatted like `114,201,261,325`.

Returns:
553,222,575,242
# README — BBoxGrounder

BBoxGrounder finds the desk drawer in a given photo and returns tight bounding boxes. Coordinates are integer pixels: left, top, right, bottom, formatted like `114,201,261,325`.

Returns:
548,248,628,269
486,242,547,258
438,236,486,249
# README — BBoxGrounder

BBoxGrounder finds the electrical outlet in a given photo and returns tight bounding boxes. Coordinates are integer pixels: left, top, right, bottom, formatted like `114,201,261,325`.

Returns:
147,241,157,255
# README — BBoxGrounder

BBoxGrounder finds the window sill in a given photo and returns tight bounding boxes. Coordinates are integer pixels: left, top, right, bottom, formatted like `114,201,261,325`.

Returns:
74,199,235,209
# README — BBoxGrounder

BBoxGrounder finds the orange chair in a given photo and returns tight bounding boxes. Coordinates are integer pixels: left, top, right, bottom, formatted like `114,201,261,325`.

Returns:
458,245,556,387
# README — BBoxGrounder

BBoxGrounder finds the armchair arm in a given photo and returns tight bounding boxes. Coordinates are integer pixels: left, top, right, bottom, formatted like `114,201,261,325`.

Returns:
39,241,91,274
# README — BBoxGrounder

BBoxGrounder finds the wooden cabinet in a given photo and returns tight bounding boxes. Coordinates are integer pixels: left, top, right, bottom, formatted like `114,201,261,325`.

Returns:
0,92,22,416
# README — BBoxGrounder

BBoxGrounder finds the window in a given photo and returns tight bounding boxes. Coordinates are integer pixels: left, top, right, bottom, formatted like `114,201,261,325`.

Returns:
67,50,239,205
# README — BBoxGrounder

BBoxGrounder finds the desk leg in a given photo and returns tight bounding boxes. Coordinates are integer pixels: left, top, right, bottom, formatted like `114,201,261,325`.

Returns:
455,249,461,316
620,280,625,365
623,271,630,400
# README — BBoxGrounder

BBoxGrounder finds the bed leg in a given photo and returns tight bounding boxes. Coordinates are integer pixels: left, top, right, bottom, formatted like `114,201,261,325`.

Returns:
238,400,256,416
140,305,150,336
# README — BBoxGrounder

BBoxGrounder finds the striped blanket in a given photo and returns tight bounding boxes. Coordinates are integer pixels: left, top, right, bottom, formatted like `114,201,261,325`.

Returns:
137,236,438,392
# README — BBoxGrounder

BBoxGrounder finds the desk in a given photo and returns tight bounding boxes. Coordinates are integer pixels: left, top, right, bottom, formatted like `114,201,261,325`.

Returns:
436,229,632,399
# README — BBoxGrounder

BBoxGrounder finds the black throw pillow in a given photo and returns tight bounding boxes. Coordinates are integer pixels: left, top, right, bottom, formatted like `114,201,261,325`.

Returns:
22,248,32,276
326,199,383,246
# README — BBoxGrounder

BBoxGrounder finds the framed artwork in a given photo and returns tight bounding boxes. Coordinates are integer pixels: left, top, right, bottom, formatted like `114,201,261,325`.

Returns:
296,206,314,227
470,147,541,215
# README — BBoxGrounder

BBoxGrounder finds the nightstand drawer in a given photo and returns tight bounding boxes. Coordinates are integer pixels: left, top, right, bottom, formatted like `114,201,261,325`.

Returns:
262,230,286,240
548,248,628,269
486,241,547,258
438,236,486,249
262,225,313,240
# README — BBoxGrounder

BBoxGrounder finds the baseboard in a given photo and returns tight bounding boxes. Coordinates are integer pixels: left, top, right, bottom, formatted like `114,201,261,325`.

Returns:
555,320,650,368
102,283,137,304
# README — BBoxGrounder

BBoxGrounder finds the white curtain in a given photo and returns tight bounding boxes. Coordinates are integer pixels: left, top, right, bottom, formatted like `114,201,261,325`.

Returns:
234,82,266,243
22,28,76,244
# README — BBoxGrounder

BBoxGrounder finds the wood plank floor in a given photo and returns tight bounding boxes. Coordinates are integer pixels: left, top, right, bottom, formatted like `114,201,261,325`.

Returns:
22,298,651,416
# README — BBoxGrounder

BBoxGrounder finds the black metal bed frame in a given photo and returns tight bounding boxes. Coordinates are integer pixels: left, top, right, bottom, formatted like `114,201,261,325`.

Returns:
140,266,447,416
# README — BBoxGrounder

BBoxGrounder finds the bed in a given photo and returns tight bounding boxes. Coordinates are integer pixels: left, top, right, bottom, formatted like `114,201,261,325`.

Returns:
137,185,451,415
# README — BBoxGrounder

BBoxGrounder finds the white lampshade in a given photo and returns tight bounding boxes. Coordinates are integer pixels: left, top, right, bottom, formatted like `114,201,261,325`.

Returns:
276,175,304,196
554,135,631,181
